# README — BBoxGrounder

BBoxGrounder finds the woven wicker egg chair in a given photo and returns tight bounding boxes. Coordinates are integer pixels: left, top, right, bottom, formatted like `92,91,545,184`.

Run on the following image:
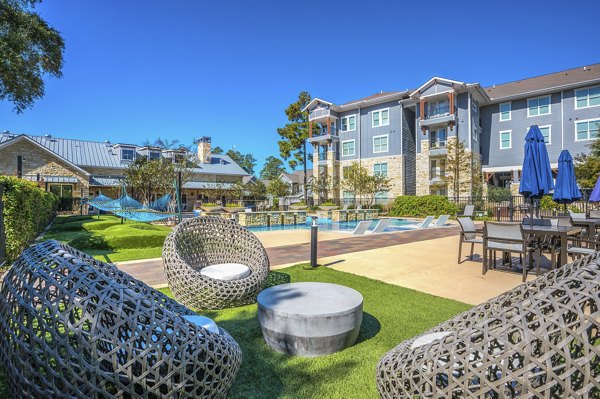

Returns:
0,240,242,399
376,251,600,398
163,216,270,310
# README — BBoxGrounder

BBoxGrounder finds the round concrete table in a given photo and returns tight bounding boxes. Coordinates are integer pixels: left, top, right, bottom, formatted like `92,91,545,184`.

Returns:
257,282,363,357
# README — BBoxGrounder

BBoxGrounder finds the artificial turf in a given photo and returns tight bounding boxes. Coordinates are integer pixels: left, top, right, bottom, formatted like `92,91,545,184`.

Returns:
43,214,171,262
160,264,470,398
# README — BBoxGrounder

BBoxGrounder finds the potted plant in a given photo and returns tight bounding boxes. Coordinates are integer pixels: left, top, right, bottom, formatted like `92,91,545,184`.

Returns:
201,203,222,212
318,201,339,211
223,203,246,213
290,201,308,210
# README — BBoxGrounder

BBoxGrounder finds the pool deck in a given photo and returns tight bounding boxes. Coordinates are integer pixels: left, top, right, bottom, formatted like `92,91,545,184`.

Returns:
115,222,535,305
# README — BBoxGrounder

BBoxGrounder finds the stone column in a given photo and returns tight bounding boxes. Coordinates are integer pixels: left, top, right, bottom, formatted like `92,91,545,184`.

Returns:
312,143,320,204
326,148,338,201
415,140,430,196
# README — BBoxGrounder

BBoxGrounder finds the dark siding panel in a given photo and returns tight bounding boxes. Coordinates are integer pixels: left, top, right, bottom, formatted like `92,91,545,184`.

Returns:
402,108,416,196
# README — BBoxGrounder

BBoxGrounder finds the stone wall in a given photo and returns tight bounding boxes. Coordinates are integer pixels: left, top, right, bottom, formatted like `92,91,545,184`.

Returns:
337,156,404,200
0,140,90,199
415,140,430,196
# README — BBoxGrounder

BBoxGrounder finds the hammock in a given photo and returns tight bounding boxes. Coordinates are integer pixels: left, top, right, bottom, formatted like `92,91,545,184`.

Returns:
148,194,172,212
87,193,175,222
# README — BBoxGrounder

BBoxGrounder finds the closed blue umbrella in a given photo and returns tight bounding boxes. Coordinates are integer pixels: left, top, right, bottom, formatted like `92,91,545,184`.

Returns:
519,125,555,219
589,175,600,202
519,125,555,198
553,150,581,204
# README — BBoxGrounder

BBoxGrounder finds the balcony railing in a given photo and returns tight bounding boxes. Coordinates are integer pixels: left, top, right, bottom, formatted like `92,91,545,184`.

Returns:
429,139,447,149
425,105,451,119
312,126,339,138
318,152,327,161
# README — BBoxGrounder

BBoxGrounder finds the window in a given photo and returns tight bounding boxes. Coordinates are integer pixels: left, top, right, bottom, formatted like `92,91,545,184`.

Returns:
575,119,600,141
373,135,389,153
341,115,356,132
499,130,512,149
121,148,135,161
429,128,446,149
149,151,161,160
375,191,388,204
499,102,511,121
374,163,388,177
430,159,445,179
539,125,551,144
527,95,551,117
372,108,389,127
341,140,355,156
49,184,73,198
575,86,600,109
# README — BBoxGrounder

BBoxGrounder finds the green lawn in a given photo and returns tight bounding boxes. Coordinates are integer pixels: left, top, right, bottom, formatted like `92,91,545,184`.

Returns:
160,264,470,399
43,214,170,262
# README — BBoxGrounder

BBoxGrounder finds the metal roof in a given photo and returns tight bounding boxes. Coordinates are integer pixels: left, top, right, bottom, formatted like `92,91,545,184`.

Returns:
0,133,248,176
182,182,235,190
90,176,124,187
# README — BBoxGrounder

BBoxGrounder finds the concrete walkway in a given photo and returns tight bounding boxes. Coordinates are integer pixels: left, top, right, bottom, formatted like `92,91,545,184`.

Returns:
115,226,459,288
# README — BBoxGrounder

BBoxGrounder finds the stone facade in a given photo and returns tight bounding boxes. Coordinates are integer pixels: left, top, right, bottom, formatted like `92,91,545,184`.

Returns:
415,140,430,196
237,211,307,227
0,140,90,199
312,145,320,203
330,209,379,222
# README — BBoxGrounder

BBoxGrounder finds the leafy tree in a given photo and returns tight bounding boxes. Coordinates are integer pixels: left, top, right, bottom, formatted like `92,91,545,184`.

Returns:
364,173,392,206
260,156,287,180
226,149,256,175
311,173,338,203
227,180,246,204
141,137,181,149
212,146,224,155
442,139,473,199
267,179,290,198
341,162,370,200
575,137,600,189
124,157,176,205
248,180,267,200
0,0,65,113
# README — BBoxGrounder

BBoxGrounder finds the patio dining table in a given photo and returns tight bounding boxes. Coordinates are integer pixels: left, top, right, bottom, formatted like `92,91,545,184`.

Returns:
571,218,600,237
521,224,582,267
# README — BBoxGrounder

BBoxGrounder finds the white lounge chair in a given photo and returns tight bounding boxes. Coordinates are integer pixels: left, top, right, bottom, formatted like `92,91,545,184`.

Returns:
341,204,349,211
367,219,390,234
351,220,371,235
416,216,435,229
433,215,450,227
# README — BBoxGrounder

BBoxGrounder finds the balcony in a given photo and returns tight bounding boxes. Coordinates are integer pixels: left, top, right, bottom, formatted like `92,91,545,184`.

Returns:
420,104,456,128
429,139,447,156
318,152,327,161
308,126,340,144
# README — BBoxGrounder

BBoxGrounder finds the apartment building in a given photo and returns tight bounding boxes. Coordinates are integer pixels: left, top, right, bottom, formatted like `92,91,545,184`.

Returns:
0,134,249,211
303,63,600,201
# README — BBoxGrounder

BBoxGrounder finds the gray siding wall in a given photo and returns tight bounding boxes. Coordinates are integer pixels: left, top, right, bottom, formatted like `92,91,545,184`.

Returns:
338,100,402,161
402,107,416,195
479,91,596,168
421,81,454,97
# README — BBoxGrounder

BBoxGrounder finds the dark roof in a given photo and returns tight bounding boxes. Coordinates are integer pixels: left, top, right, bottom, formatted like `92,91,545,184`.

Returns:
281,169,313,183
484,64,600,100
0,133,248,176
340,91,404,106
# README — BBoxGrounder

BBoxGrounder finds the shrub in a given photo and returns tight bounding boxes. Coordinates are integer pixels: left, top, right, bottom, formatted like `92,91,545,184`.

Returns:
225,203,242,208
1,176,58,264
202,203,218,207
539,195,560,211
487,186,512,203
389,195,458,218
319,201,337,207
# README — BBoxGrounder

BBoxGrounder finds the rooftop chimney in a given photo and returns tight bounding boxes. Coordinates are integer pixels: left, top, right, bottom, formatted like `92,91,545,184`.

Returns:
196,136,211,163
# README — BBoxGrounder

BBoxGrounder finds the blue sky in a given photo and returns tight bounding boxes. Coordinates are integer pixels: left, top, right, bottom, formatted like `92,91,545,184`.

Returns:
1,0,599,173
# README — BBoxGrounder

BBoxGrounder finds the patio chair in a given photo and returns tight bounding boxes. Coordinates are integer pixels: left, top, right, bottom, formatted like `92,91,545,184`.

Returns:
542,214,574,227
351,220,371,235
569,209,587,219
368,219,390,234
376,251,600,398
163,216,270,310
460,204,475,217
341,204,349,211
457,217,483,263
590,209,600,218
433,214,450,227
483,221,540,281
0,240,242,399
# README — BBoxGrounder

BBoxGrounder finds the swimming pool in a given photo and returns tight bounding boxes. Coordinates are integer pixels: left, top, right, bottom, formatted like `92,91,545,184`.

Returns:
246,218,416,233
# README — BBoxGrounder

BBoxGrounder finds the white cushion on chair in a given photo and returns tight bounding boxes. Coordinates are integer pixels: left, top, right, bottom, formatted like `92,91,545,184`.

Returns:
200,263,251,281
183,315,220,334
410,331,452,349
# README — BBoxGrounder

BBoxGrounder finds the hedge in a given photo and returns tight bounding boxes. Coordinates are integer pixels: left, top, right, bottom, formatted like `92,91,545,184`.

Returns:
389,195,458,218
1,176,58,265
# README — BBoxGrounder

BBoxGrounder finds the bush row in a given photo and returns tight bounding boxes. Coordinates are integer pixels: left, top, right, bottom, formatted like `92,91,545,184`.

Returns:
1,176,58,264
389,195,458,218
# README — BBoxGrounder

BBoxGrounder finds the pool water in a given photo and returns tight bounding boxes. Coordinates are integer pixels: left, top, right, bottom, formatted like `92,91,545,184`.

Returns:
247,218,415,233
